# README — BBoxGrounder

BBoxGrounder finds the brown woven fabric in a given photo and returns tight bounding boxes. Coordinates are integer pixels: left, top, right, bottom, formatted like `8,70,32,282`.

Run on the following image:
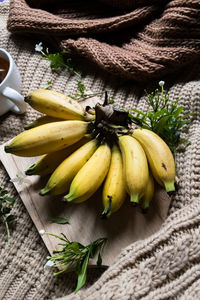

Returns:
7,0,200,82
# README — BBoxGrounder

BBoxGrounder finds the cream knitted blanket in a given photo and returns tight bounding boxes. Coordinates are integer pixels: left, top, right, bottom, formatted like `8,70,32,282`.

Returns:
1,1,200,299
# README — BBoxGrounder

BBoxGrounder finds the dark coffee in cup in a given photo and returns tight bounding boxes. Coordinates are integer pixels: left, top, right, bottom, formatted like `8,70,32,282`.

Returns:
0,57,9,84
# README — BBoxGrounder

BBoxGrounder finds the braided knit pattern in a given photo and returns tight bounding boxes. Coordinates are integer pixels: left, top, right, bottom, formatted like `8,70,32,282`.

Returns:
1,0,200,299
7,0,200,82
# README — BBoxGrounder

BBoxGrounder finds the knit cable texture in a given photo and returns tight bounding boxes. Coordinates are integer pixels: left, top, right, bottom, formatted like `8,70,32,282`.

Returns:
7,0,200,82
1,0,200,299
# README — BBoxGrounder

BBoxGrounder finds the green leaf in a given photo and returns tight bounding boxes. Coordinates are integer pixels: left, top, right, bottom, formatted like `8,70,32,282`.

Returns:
51,217,69,225
129,83,192,152
48,53,66,70
2,207,11,214
44,81,52,89
130,108,146,116
0,186,17,244
177,120,188,129
4,197,15,204
77,80,86,97
173,106,183,118
67,242,84,254
75,252,90,293
6,214,17,223
0,190,8,196
108,99,115,104
46,234,106,293
97,252,102,266
152,108,167,120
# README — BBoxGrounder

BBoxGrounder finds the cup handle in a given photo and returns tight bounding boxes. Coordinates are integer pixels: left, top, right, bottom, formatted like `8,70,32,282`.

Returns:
2,86,27,114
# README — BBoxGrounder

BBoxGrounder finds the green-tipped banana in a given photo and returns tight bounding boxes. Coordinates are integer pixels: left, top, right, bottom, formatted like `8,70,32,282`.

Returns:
102,144,126,218
118,135,149,205
25,89,93,121
24,115,63,130
40,139,98,196
25,136,91,176
132,129,175,192
64,142,111,203
141,172,154,212
5,120,88,157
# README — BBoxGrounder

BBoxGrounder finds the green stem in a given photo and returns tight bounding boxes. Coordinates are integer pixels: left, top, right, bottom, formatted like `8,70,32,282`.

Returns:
77,92,103,102
2,216,11,245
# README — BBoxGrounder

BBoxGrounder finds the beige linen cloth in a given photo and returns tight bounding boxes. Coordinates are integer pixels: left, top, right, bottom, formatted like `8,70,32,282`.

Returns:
1,0,200,299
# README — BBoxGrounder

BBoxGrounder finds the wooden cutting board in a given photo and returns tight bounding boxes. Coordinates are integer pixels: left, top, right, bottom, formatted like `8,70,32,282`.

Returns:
0,97,171,266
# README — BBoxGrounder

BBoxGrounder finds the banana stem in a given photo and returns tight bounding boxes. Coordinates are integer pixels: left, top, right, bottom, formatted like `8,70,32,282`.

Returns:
101,196,112,219
25,164,36,175
130,194,139,206
141,200,149,210
64,193,74,203
4,146,12,153
40,188,50,196
164,181,175,193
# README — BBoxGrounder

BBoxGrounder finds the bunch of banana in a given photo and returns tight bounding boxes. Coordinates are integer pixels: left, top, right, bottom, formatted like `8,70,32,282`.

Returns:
4,88,176,218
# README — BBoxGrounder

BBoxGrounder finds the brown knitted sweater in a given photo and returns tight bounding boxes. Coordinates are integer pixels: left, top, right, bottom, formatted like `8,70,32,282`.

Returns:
7,0,200,82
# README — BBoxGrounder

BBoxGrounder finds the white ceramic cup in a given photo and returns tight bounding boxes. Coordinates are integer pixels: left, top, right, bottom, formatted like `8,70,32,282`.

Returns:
0,48,27,116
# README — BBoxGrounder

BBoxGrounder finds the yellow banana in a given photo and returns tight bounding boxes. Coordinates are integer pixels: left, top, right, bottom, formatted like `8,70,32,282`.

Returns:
24,115,63,130
5,120,88,157
40,139,99,195
25,136,91,176
25,89,87,121
141,171,154,212
132,129,175,192
102,144,126,218
64,142,111,203
118,135,149,205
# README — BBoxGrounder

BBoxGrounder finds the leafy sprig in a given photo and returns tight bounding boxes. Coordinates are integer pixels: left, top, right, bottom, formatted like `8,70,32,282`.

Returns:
71,80,103,102
0,186,17,244
46,232,107,293
35,42,79,76
35,44,103,102
129,81,192,152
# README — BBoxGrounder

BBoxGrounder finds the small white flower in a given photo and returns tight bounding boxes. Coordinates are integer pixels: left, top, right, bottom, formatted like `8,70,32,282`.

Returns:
159,80,165,87
10,170,31,185
39,229,46,235
44,260,55,269
35,42,43,52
